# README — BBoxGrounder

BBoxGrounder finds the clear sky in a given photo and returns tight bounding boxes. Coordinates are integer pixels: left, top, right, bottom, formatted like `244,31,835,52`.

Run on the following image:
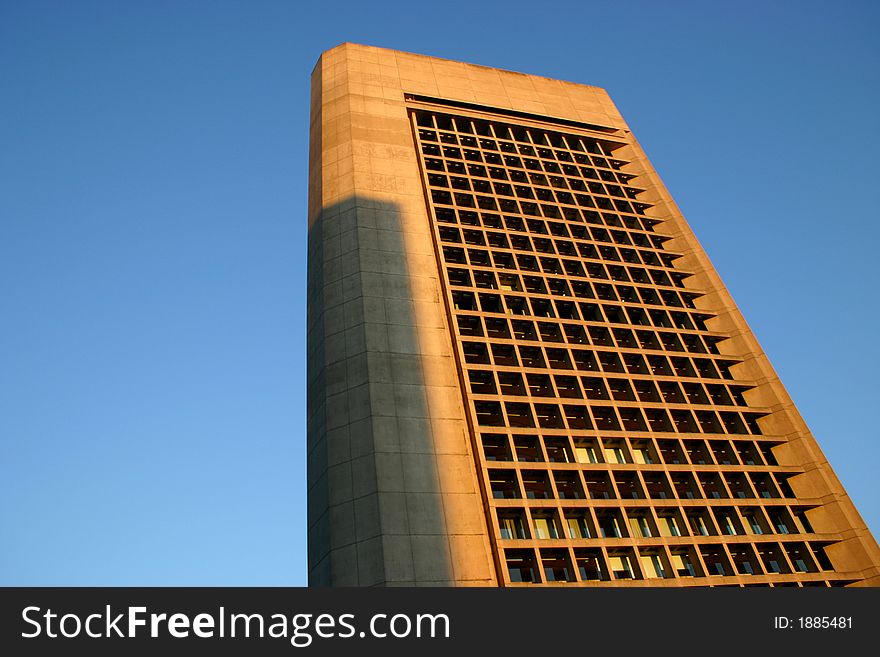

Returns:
2,1,878,585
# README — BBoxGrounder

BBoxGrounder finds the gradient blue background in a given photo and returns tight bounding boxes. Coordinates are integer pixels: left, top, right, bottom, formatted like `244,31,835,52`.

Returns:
2,1,877,585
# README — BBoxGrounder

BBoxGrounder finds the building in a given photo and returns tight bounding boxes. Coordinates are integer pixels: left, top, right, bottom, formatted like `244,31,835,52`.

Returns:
307,43,880,586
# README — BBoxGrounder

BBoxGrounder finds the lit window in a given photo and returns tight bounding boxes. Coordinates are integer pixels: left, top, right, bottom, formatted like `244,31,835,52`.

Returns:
575,445,598,463
566,516,591,539
640,555,666,579
604,447,626,464
533,517,558,539
629,516,652,538
671,554,695,577
498,512,527,540
661,517,681,537
609,555,634,579
632,448,652,464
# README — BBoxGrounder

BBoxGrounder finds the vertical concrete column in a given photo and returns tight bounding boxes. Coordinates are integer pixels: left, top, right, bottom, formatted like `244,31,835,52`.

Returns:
308,44,497,586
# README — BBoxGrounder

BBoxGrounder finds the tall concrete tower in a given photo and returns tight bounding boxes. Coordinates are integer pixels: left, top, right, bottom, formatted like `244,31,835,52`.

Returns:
307,43,880,586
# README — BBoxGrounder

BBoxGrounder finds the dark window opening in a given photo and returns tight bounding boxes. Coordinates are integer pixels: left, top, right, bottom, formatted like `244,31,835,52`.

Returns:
468,370,497,395
481,434,512,461
514,436,543,462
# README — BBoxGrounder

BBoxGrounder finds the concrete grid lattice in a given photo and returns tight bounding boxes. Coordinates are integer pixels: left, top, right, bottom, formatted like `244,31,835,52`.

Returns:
307,43,880,587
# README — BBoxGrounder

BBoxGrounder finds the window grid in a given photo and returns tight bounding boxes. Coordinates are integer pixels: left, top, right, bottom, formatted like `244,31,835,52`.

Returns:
410,107,848,587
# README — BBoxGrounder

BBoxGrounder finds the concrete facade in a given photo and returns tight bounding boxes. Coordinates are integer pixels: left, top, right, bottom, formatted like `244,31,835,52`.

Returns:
308,43,880,586
307,44,498,586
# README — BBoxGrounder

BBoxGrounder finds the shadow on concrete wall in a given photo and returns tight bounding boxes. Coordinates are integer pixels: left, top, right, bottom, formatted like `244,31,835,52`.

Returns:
308,194,455,586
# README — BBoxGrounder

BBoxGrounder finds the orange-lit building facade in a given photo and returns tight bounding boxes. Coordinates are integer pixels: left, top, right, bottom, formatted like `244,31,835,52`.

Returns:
307,44,880,586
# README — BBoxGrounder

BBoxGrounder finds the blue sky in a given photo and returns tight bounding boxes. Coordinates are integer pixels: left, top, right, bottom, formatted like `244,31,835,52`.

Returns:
1,1,878,585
